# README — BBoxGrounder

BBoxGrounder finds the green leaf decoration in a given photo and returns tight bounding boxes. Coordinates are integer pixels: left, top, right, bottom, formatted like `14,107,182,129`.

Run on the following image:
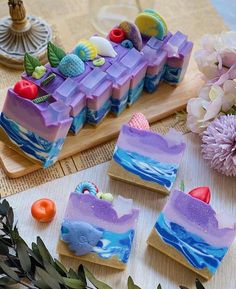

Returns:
16,239,31,272
0,277,17,286
63,277,85,289
0,262,20,282
35,266,61,289
195,279,205,289
180,180,185,192
24,52,41,76
44,261,64,284
179,286,189,289
68,268,79,279
84,266,113,289
78,264,87,285
47,41,66,67
53,259,68,277
128,276,142,289
0,241,9,255
157,284,162,289
34,279,51,289
36,236,54,264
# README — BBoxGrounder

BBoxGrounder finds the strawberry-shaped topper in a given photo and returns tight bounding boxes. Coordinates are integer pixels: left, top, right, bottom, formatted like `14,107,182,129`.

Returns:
188,187,211,204
128,112,150,131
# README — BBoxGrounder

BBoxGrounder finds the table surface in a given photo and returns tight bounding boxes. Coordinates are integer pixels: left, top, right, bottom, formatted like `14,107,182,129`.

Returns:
3,0,236,289
7,133,236,289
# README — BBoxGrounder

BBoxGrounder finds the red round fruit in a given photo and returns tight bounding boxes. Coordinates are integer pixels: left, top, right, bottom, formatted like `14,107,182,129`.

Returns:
188,187,211,204
13,80,38,100
31,198,56,223
109,28,125,43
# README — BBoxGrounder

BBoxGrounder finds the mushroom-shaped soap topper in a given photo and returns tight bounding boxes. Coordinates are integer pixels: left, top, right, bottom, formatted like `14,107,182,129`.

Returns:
188,187,211,204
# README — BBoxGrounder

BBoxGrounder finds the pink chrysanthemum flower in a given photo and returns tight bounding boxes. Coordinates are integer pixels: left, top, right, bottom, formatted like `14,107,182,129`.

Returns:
202,115,236,176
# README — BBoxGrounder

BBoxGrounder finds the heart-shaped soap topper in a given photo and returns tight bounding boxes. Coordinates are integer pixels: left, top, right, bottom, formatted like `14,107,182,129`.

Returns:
188,187,211,204
128,112,150,131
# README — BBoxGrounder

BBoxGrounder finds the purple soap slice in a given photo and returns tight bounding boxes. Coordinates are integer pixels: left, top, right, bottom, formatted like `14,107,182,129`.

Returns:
57,188,139,270
147,189,236,279
109,124,186,194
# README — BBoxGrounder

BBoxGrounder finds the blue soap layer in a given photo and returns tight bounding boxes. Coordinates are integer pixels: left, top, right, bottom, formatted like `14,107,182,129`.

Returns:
155,213,228,273
87,98,111,125
113,146,178,190
70,107,87,134
145,68,165,93
0,113,64,168
111,90,129,116
163,65,182,84
128,78,145,106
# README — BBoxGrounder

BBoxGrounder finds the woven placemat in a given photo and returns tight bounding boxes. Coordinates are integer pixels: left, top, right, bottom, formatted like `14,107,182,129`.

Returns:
0,0,227,196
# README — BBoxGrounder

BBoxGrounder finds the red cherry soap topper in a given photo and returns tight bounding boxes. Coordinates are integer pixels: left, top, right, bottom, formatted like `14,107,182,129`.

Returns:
14,80,38,100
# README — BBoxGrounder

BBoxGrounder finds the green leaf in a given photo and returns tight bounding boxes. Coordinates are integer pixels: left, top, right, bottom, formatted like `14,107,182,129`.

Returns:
0,241,9,255
0,199,10,216
127,276,141,289
0,277,17,286
0,261,20,282
24,52,41,76
195,279,205,289
179,286,189,289
180,180,185,192
36,266,61,289
6,207,14,229
84,266,112,289
157,284,162,289
53,258,68,277
16,239,31,272
44,261,64,284
36,237,53,264
78,264,87,285
63,277,85,289
34,279,51,289
68,268,78,279
47,41,66,67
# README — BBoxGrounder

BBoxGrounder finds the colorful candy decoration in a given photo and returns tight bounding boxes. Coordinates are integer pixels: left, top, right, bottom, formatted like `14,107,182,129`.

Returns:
188,187,211,204
74,40,97,61
13,80,38,100
96,192,114,202
93,57,105,67
89,36,117,58
135,9,168,40
121,39,133,49
75,181,99,195
47,41,66,68
40,73,56,86
32,65,47,79
109,28,125,43
128,112,150,131
31,198,56,223
119,21,142,51
59,54,85,77
33,94,50,104
24,52,42,76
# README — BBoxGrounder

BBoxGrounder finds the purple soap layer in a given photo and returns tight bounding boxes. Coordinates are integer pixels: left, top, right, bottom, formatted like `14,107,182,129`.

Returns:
117,125,186,164
164,190,236,247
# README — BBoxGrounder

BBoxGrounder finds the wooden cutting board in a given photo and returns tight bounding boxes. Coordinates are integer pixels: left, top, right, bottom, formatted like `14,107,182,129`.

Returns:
0,58,202,178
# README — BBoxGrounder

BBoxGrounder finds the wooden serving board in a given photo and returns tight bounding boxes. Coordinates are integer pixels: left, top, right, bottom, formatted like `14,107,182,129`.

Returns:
0,60,202,178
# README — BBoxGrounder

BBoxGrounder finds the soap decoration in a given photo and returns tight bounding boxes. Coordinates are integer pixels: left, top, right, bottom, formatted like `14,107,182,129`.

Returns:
13,80,38,100
24,52,43,76
32,65,47,79
40,73,56,86
33,94,51,104
147,187,236,280
47,41,66,68
121,39,134,49
119,21,142,51
75,181,99,195
31,198,56,223
59,54,85,77
57,182,139,269
135,9,168,40
128,112,150,130
89,36,117,58
92,57,105,67
74,40,97,61
109,28,125,43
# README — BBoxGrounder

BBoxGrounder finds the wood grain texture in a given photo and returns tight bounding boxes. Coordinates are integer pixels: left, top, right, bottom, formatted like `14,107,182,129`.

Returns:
0,60,202,178
5,133,236,289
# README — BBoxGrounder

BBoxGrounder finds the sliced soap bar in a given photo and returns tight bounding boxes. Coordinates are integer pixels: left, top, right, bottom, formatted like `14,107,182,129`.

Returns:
108,121,186,194
147,189,236,279
57,187,139,270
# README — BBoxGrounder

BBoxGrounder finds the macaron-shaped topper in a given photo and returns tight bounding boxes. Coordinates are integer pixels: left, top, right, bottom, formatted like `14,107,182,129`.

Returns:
128,112,150,131
119,21,142,51
188,186,211,204
13,80,38,100
135,9,168,40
